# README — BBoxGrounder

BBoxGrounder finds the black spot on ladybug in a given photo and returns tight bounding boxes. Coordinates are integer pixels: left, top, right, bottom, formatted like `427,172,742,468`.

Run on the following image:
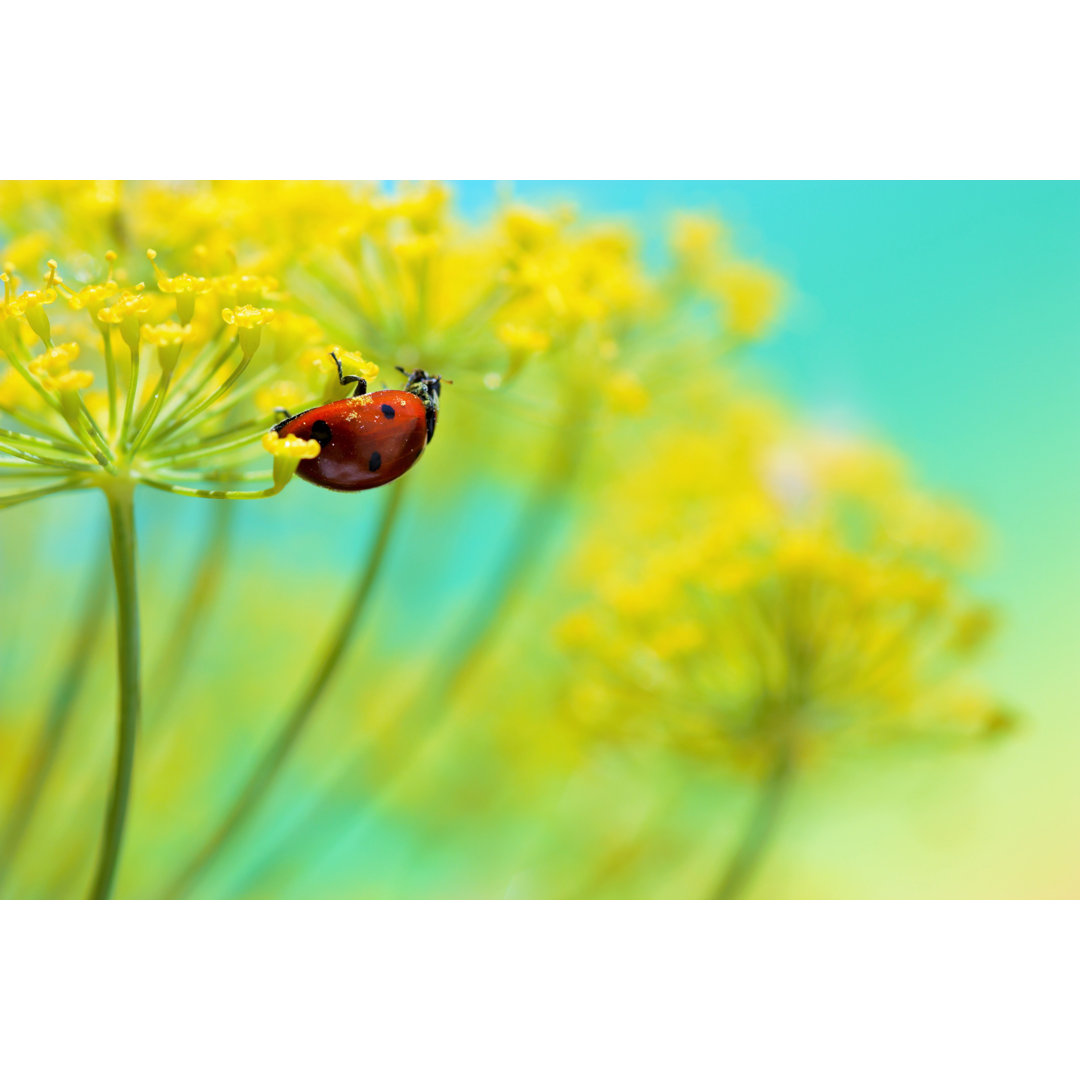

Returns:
368,451,382,471
311,419,332,446
380,404,395,419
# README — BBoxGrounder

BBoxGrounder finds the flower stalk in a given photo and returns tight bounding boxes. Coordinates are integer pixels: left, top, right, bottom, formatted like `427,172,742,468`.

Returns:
88,481,141,899
713,745,794,900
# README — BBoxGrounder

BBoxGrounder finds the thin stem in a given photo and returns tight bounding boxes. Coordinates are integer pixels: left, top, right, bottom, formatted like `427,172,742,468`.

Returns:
146,428,264,465
88,483,141,899
164,479,406,898
101,328,118,436
0,550,109,892
154,339,240,439
147,418,268,461
136,474,280,500
128,368,173,452
5,406,84,449
160,350,252,442
0,441,97,472
0,426,92,459
120,342,141,443
713,746,794,900
0,478,87,507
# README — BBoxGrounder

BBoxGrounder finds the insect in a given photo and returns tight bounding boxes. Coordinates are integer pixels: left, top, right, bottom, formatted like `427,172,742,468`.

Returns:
272,354,443,492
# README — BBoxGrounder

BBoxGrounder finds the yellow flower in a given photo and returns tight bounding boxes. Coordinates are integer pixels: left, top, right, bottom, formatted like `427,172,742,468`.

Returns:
41,368,93,393
261,429,320,460
97,287,153,350
502,205,560,251
67,253,120,314
215,273,279,307
143,321,193,372
6,282,58,343
713,263,784,339
670,213,729,270
31,342,81,375
147,249,210,323
222,304,274,359
221,304,274,330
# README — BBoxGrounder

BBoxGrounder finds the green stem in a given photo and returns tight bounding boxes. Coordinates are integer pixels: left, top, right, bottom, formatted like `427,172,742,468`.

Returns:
0,551,109,893
164,479,406,898
128,369,173,452
88,482,141,899
713,747,794,900
101,329,118,437
120,343,141,444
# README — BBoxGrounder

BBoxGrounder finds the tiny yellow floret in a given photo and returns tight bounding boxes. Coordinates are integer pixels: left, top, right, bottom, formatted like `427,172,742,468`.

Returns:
261,430,321,460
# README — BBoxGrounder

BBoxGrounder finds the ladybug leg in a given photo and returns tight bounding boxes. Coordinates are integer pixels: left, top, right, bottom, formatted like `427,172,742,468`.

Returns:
271,406,298,432
331,351,367,397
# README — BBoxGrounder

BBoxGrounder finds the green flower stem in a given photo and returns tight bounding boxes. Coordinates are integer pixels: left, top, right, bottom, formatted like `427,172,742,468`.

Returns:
137,475,281,500
160,350,254,441
88,481,141,900
0,479,86,508
0,429,100,469
1,341,108,464
119,343,141,443
713,746,794,900
153,339,240,438
75,399,113,458
0,551,109,893
150,418,269,460
152,322,227,419
147,430,264,465
101,328,118,436
7,406,84,450
128,368,174,452
0,463,69,476
164,479,407,898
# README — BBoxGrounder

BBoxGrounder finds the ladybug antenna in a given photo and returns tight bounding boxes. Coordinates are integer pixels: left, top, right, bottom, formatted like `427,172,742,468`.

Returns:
331,350,367,397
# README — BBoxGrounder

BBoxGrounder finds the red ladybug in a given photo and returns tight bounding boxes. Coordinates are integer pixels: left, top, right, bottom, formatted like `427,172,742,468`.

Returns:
272,355,443,492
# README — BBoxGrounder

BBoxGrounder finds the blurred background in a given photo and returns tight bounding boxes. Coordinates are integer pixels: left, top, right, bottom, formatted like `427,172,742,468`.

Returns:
0,181,1076,898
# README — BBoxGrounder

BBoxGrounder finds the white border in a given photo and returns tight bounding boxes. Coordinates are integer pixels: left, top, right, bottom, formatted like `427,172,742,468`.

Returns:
5,1,1079,177
2,902,1076,1078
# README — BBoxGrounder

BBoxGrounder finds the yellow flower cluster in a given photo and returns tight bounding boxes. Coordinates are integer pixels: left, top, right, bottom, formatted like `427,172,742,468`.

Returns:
554,379,1010,775
0,242,370,503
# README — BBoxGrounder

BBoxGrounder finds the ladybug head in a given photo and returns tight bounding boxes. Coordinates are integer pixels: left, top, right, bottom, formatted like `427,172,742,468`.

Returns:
397,367,443,443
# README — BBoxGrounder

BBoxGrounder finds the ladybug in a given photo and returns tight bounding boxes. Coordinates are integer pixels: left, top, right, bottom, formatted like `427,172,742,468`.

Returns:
272,354,443,491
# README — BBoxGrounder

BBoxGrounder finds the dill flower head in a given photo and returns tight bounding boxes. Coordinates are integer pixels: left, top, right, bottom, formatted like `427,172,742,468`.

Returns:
554,379,1013,776
0,247,358,507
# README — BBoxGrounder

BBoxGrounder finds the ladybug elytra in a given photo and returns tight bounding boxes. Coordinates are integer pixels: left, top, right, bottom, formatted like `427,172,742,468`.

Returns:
273,355,443,492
